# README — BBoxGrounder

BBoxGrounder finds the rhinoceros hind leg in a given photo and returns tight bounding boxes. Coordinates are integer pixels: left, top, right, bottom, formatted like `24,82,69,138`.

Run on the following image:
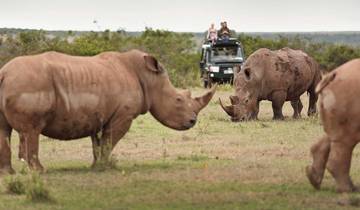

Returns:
271,91,286,120
0,113,14,175
91,117,132,169
306,135,330,190
327,141,356,193
291,99,303,119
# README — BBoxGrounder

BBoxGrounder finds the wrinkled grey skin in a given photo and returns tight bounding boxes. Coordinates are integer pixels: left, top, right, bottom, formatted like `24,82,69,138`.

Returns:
220,48,321,121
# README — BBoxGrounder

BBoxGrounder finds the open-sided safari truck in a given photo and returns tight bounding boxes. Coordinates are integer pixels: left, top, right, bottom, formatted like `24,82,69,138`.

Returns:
200,38,245,88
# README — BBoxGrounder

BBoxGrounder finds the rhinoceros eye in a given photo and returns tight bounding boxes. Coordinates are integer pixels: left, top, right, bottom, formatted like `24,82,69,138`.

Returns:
176,96,182,102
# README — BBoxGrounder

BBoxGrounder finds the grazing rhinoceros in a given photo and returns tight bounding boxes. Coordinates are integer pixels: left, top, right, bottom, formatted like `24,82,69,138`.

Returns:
306,59,360,193
0,50,216,173
220,47,321,121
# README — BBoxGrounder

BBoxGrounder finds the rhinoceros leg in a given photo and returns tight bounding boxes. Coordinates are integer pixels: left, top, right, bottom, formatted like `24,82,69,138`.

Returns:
0,113,14,174
308,86,318,116
18,134,26,160
91,116,132,168
326,140,357,193
291,99,303,119
271,91,286,120
250,101,260,120
21,131,44,172
306,135,330,190
91,135,102,167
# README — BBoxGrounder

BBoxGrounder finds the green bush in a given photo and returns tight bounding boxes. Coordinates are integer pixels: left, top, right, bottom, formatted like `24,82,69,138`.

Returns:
3,175,26,195
1,29,359,88
2,172,54,202
239,33,360,71
25,173,53,202
0,28,201,87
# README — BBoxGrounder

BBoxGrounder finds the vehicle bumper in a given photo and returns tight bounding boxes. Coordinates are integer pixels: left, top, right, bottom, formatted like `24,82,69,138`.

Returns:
208,72,234,79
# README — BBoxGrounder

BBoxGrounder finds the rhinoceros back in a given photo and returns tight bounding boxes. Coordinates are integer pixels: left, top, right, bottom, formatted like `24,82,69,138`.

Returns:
274,48,318,100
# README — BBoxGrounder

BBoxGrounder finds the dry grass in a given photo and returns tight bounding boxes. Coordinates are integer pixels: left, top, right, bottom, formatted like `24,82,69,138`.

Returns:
0,88,359,210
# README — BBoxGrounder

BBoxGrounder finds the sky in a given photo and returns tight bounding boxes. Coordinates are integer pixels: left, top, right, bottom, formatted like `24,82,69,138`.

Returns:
0,0,359,32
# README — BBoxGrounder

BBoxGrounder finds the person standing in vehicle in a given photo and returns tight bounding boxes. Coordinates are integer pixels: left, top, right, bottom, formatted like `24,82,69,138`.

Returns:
207,23,218,44
224,21,231,36
218,22,224,37
218,21,231,40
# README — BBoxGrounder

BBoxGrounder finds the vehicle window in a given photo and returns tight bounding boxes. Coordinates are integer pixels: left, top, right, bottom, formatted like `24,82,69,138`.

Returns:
210,46,243,63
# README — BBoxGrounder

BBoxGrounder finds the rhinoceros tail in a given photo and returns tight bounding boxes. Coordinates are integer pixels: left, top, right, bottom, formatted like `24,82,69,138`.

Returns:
315,72,336,94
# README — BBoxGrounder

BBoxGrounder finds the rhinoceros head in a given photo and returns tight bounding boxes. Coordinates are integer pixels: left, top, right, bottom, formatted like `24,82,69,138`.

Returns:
220,62,263,122
138,53,216,130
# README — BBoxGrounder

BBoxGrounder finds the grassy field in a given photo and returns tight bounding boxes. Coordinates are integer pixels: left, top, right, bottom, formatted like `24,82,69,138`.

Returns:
1,88,360,210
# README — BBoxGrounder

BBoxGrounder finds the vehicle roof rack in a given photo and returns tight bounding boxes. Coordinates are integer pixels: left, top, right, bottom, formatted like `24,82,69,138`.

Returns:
203,38,241,46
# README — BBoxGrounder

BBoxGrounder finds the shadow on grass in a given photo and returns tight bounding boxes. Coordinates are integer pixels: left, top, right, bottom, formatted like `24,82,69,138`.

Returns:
42,154,227,176
44,160,195,175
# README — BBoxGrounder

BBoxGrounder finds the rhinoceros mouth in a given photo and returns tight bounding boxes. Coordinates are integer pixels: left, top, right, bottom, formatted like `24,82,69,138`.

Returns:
231,117,244,122
230,112,254,122
182,118,197,129
179,123,195,130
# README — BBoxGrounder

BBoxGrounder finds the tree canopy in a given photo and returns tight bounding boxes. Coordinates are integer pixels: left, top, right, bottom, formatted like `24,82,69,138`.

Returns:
1,29,359,87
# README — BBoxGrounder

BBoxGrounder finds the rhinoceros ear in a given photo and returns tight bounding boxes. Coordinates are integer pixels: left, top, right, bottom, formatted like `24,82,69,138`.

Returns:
244,68,251,80
183,89,191,98
234,65,241,74
144,55,163,73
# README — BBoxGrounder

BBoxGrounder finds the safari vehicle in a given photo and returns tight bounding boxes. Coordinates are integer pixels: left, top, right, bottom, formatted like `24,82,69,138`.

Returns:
199,38,245,88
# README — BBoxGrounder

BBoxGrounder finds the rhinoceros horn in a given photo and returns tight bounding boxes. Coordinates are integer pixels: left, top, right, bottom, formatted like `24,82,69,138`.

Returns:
194,84,217,113
219,97,235,117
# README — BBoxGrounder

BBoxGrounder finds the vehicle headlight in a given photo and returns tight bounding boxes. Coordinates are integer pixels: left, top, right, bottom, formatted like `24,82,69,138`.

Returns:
209,66,220,73
226,68,233,74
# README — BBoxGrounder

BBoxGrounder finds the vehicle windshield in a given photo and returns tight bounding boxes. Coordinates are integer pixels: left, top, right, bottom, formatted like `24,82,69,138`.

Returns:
209,46,243,63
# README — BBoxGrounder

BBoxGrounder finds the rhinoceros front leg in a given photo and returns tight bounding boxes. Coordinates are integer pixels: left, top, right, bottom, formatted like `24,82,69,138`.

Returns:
18,134,26,161
20,131,44,172
271,91,286,120
91,135,102,167
91,117,132,169
251,101,260,120
291,99,303,119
